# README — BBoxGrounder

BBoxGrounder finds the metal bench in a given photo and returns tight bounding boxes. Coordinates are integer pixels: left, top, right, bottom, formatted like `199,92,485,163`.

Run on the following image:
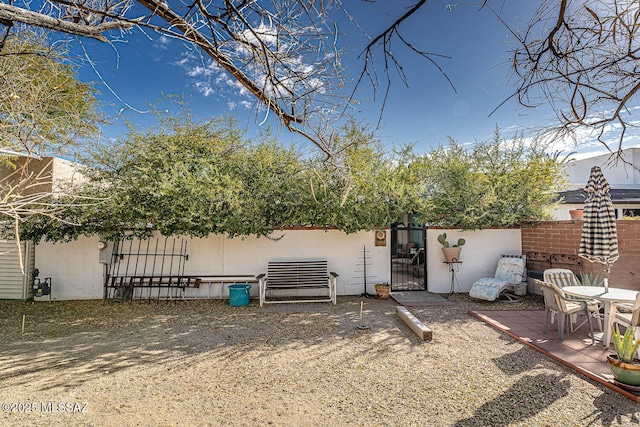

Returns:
257,260,338,306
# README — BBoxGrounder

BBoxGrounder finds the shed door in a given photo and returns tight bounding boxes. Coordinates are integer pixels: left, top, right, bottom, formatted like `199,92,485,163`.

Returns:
0,240,34,300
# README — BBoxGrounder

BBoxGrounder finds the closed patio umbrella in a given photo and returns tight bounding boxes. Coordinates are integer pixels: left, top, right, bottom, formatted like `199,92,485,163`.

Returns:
578,166,619,291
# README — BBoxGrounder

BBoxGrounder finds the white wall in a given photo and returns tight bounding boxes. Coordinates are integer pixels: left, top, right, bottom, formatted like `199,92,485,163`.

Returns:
187,229,390,298
554,203,640,220
554,205,588,221
425,228,523,294
36,236,105,300
35,230,391,300
35,228,526,300
52,157,87,190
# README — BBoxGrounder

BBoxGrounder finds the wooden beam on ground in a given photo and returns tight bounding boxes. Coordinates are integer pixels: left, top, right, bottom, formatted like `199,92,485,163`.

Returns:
396,306,432,341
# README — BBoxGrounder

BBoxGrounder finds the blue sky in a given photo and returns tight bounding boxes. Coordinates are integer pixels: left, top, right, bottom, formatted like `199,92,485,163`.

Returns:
71,1,633,157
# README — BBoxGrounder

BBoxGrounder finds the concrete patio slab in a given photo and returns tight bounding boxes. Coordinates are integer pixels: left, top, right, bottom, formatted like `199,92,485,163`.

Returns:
390,290,455,306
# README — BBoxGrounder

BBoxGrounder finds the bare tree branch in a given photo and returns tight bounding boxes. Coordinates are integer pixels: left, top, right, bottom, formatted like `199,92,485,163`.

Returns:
0,3,133,41
1,1,457,160
509,0,640,161
349,0,454,125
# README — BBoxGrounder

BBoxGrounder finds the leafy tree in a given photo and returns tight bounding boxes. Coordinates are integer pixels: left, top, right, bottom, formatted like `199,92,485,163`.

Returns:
0,30,101,248
69,115,307,240
299,121,413,233
1,30,100,157
18,114,413,242
19,115,568,242
411,129,567,230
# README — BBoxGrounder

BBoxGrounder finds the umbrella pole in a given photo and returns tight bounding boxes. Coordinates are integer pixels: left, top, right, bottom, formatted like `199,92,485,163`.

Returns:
604,263,610,293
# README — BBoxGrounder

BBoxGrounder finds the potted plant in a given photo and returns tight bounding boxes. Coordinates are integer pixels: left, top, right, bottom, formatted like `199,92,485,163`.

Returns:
374,282,391,299
569,208,584,219
580,271,604,287
607,324,640,386
437,233,465,263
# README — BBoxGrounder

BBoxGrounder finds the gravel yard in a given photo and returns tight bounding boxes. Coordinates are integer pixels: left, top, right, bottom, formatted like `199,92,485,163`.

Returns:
1,294,639,426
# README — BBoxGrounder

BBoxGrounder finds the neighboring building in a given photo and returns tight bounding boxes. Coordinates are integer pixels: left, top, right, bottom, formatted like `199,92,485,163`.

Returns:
0,156,86,194
555,147,640,220
0,156,85,300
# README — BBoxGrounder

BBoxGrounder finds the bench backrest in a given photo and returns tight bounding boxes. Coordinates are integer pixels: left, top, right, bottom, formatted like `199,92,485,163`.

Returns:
267,260,328,288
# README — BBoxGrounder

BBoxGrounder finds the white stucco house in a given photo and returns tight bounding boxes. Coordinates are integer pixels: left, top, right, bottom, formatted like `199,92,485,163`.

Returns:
0,156,84,300
554,147,640,220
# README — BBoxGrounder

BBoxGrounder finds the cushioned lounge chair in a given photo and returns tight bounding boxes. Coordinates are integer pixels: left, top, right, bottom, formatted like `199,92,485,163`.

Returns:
469,256,525,302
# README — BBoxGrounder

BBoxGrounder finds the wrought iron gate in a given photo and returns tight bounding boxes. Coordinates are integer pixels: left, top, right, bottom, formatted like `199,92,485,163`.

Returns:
103,237,191,301
390,223,426,291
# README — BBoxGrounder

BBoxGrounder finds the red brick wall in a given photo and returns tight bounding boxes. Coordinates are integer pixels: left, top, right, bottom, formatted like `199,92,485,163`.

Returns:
521,220,640,291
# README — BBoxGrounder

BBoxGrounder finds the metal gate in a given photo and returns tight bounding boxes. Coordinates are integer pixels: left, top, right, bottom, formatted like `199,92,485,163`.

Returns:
390,223,426,291
103,237,191,301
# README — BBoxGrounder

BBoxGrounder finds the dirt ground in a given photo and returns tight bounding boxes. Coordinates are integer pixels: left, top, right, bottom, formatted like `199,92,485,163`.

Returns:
1,295,639,426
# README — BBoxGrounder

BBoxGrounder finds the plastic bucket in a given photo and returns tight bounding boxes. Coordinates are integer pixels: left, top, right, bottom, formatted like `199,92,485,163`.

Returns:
228,283,251,307
513,283,528,296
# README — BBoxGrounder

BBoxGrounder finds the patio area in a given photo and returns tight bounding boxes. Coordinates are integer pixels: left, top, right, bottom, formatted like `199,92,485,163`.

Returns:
470,309,640,403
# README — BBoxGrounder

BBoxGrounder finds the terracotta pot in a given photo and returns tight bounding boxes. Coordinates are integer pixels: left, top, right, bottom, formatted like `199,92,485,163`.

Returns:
607,354,640,386
569,209,584,220
375,284,391,299
442,247,462,263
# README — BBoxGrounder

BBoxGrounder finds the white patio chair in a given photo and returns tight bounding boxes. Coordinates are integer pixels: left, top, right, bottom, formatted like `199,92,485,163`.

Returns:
536,279,564,335
543,268,603,332
614,293,640,329
612,293,640,359
535,279,595,344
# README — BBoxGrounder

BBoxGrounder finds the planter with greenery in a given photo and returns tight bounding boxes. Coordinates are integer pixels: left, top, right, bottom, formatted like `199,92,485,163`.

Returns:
607,324,640,386
438,233,465,263
580,271,604,287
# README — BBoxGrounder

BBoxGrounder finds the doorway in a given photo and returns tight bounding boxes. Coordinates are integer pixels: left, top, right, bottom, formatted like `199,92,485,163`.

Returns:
390,222,426,291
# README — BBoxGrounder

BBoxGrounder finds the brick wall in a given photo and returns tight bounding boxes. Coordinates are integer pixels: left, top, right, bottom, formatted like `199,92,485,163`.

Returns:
521,220,640,290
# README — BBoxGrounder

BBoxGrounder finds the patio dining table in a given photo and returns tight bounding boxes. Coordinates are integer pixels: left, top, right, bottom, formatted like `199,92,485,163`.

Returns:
563,286,639,348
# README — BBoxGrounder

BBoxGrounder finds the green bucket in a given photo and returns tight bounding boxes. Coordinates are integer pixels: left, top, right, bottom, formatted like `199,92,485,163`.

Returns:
228,283,251,307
